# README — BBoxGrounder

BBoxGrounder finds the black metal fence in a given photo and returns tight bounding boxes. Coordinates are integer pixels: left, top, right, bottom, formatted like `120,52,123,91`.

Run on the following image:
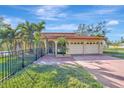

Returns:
0,48,44,84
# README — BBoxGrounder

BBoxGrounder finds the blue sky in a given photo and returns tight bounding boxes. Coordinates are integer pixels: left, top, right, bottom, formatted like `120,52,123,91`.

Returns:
0,5,124,41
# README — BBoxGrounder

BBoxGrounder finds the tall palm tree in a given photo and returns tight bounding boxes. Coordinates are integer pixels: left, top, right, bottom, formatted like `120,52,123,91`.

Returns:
16,21,45,50
16,21,35,50
33,21,45,48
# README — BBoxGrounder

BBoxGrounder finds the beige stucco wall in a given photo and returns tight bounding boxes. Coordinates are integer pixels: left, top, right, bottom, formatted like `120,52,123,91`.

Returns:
42,38,104,55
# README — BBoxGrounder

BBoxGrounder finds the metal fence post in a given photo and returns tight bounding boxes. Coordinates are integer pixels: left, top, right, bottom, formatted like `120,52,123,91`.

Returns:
1,52,4,87
35,48,37,60
10,51,13,74
5,53,7,79
22,50,25,68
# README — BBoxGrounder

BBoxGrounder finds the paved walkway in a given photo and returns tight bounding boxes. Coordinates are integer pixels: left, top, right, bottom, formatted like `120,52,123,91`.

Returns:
73,55,124,88
34,55,124,88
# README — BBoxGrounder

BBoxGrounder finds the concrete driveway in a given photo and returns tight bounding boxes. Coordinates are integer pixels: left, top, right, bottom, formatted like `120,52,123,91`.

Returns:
73,55,124,88
35,55,124,88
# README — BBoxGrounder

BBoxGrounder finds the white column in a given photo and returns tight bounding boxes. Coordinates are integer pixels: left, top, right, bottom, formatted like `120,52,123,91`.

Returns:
55,41,57,56
44,39,48,54
44,40,46,54
83,41,85,54
98,41,100,54
83,41,86,54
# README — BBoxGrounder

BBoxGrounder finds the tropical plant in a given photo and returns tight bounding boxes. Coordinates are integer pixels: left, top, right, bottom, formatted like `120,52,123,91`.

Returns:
0,17,17,51
0,16,45,51
34,31,41,48
33,21,45,33
16,21,45,50
16,21,35,50
57,37,68,55
33,21,45,48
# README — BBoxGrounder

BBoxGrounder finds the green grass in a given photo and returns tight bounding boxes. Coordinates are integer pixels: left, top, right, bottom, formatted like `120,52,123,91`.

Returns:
0,64,103,88
104,48,124,59
0,53,36,81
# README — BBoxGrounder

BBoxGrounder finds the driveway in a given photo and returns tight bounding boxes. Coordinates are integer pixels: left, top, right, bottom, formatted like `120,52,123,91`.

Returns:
34,55,124,88
73,55,124,88
34,55,75,65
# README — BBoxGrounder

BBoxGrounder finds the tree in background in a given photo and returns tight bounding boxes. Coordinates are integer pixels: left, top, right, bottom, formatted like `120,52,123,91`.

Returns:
121,36,124,43
0,16,45,51
75,24,88,36
0,17,17,51
57,37,68,55
75,21,110,37
75,21,110,47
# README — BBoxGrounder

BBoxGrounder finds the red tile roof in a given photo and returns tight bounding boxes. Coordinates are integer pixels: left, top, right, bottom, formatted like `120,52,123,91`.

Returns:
41,32,104,40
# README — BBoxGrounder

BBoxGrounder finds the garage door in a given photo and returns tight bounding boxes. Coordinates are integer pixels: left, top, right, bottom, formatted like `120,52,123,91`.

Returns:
84,44,99,54
68,44,84,54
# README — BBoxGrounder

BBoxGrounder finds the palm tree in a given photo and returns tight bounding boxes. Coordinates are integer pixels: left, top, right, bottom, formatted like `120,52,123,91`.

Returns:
0,16,18,51
16,21,45,50
0,24,17,51
16,21,35,50
33,21,45,32
33,21,45,48
0,29,10,51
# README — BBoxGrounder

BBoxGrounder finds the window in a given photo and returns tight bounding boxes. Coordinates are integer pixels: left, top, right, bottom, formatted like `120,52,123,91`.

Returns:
74,42,76,44
81,42,84,44
87,42,89,44
77,42,80,44
90,42,92,44
70,42,73,44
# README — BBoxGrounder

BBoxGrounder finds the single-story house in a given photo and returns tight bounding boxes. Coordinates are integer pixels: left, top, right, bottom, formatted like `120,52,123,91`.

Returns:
41,32,105,55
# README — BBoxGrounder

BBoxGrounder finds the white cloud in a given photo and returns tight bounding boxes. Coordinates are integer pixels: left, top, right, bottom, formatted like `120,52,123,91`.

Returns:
107,20,119,26
35,5,68,20
47,24,77,31
73,7,119,20
74,12,93,19
95,9,115,14
3,16,25,28
3,18,11,24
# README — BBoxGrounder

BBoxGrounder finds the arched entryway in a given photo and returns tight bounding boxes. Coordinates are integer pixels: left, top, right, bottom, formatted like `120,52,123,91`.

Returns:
48,41,55,55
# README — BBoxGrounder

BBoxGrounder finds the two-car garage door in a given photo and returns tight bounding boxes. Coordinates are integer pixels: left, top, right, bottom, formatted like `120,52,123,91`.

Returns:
68,44,84,54
84,44,99,54
68,44,99,54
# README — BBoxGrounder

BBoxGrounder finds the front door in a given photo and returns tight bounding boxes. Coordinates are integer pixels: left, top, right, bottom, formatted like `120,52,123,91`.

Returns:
48,41,55,55
49,46,53,54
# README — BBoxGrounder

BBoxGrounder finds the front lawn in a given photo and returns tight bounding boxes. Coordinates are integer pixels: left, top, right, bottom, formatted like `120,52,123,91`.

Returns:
0,53,36,81
0,64,103,88
104,48,124,59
